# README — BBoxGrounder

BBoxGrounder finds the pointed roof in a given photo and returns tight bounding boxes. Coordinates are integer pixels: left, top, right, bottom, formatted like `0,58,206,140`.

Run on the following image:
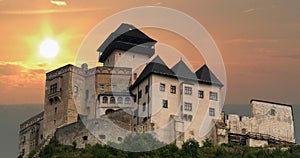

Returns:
171,60,197,80
151,55,166,65
97,23,157,62
195,64,223,87
130,56,175,89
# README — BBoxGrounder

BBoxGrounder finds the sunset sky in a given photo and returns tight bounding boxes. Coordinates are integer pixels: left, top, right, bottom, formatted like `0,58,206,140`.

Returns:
0,0,299,105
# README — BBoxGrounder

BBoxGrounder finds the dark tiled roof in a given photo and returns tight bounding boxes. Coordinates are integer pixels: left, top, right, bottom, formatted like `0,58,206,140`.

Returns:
130,57,223,89
130,56,175,89
171,60,197,80
195,64,223,87
97,23,157,62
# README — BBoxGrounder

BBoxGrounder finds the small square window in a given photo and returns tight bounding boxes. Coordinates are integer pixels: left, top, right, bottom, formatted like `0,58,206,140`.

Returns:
162,99,168,108
100,84,104,90
118,137,123,142
184,102,192,111
170,85,176,94
209,108,215,116
271,109,275,116
184,87,192,95
198,90,204,98
209,92,218,101
160,83,165,91
82,136,88,141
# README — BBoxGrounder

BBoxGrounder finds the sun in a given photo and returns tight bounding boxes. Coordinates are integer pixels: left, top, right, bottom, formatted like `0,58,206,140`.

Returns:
39,39,60,58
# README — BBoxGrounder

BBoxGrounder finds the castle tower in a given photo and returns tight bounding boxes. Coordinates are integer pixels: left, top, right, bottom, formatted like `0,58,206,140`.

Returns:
43,64,87,136
97,23,157,83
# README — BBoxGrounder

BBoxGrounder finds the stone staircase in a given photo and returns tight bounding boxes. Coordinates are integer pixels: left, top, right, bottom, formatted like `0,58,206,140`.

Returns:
32,134,54,158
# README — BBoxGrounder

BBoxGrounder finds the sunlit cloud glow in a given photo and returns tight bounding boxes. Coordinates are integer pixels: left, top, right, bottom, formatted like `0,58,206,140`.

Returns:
50,0,67,6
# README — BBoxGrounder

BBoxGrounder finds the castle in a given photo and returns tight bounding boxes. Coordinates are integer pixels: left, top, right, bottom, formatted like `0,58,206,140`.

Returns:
18,23,295,157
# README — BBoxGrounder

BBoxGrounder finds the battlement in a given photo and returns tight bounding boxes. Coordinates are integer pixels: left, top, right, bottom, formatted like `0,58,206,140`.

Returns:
19,112,44,133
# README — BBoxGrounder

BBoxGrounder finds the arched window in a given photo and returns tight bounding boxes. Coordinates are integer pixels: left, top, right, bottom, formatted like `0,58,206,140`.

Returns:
117,97,123,104
125,97,131,104
102,96,108,103
49,98,54,105
54,97,60,104
110,97,115,104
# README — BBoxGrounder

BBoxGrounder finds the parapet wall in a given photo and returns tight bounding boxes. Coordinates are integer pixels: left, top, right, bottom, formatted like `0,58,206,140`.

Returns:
20,112,44,133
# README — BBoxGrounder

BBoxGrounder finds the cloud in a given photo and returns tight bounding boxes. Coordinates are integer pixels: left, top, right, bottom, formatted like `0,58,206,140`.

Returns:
0,64,22,75
0,7,106,15
50,0,67,6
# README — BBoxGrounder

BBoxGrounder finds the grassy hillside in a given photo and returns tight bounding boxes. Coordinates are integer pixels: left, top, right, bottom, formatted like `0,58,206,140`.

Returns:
32,134,300,158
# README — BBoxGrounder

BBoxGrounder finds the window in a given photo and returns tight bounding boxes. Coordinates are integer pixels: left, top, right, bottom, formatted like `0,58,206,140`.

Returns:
85,90,89,100
49,98,53,105
102,96,108,103
110,97,115,104
271,109,275,116
209,108,215,116
100,84,104,90
50,83,58,94
125,97,131,104
117,97,123,104
183,114,187,121
118,137,123,142
74,86,78,93
209,92,218,101
170,85,176,94
138,90,142,99
184,102,192,111
145,85,149,94
184,87,192,95
54,120,56,125
162,99,168,108
82,136,88,141
188,115,193,121
198,90,204,98
160,83,165,91
143,103,146,112
134,73,137,80
54,107,57,114
54,97,59,104
99,135,106,139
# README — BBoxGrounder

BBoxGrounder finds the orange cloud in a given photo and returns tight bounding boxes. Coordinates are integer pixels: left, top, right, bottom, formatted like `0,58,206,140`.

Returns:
0,64,22,76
